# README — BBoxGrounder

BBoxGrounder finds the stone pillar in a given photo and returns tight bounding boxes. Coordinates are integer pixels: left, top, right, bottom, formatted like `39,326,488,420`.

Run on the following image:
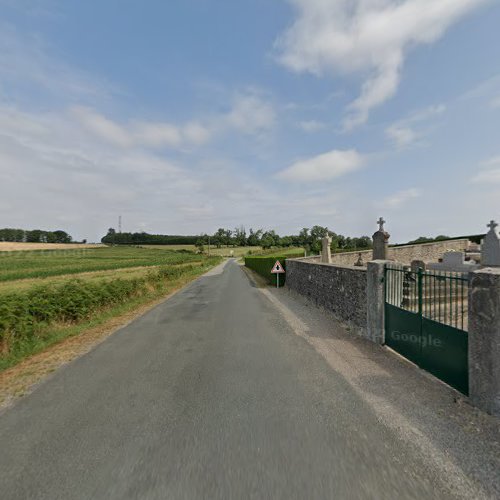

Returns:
321,236,332,264
481,220,500,267
469,268,500,416
366,260,390,344
372,217,390,260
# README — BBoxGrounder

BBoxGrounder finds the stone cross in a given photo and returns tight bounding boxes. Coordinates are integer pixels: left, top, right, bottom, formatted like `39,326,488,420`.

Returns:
482,219,500,267
372,217,390,260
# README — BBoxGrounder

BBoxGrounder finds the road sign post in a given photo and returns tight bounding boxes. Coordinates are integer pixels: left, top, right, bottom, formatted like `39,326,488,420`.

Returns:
271,260,286,288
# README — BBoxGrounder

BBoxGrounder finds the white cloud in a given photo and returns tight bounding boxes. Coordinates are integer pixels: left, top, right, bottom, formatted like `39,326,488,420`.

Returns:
183,121,211,145
474,170,500,183
132,122,183,148
297,120,326,133
382,188,421,208
460,74,500,103
71,93,273,150
71,106,132,148
70,106,212,150
473,156,500,183
277,149,364,182
225,94,276,134
0,101,293,241
490,96,500,109
276,0,488,128
386,125,417,148
386,104,446,147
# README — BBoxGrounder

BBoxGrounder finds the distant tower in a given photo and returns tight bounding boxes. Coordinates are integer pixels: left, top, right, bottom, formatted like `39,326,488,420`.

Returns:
118,215,122,234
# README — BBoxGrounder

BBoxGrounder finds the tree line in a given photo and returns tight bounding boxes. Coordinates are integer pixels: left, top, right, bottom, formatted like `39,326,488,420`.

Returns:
196,226,372,253
0,228,73,244
102,226,372,254
101,229,199,246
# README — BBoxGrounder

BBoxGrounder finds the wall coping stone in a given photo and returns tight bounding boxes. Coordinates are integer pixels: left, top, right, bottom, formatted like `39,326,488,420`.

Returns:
287,258,368,272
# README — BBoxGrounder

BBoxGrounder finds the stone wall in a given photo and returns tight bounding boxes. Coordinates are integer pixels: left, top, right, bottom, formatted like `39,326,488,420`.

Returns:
329,238,471,267
329,250,372,267
286,259,367,336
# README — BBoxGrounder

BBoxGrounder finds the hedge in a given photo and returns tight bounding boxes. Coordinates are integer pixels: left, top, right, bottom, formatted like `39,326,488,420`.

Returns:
245,255,292,286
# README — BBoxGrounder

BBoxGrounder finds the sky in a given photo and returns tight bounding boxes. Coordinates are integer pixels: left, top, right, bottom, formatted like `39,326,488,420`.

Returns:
1,0,500,243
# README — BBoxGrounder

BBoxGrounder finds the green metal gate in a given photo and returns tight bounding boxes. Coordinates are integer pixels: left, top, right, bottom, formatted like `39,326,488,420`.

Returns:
384,265,469,395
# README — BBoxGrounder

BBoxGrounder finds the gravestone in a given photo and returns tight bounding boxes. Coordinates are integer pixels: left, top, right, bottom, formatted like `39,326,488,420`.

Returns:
411,260,426,272
354,253,364,267
427,251,480,272
481,220,500,267
321,236,332,264
372,217,390,260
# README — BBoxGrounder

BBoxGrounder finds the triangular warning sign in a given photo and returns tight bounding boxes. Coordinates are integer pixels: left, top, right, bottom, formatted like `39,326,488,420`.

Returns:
271,260,285,274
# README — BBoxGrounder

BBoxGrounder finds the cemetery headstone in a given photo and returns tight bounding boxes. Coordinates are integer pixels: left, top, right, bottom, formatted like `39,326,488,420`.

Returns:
354,253,364,267
372,217,390,260
481,220,500,267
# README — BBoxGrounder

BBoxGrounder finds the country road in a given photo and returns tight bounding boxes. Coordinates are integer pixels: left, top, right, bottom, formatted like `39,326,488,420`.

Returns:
0,260,498,499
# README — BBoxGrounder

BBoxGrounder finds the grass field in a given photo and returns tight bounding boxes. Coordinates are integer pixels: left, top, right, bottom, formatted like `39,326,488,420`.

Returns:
0,246,204,282
142,244,259,257
0,246,221,370
142,245,306,258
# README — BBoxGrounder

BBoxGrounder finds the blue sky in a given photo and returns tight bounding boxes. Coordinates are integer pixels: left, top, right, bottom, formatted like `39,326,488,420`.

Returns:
1,0,500,242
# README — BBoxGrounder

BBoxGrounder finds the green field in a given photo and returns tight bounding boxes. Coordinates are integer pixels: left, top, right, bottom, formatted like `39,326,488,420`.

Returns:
0,247,221,370
141,245,305,258
0,246,203,282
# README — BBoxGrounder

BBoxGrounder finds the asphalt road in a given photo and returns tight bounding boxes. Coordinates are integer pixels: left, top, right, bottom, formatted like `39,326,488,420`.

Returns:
0,260,485,499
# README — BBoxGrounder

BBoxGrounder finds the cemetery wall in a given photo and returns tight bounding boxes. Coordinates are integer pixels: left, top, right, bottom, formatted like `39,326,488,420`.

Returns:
390,238,470,264
286,259,367,336
329,238,470,266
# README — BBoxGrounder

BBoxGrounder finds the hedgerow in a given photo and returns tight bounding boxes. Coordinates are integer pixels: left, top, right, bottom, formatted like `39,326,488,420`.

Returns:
244,255,296,286
0,258,220,357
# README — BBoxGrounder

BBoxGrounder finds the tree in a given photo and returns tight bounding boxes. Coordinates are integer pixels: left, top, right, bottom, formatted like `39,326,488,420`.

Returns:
298,228,309,247
352,236,372,249
53,230,72,243
26,230,39,243
213,228,226,248
195,239,205,254
247,228,263,247
233,226,247,247
224,229,233,247
279,236,293,247
261,235,274,249
309,225,330,253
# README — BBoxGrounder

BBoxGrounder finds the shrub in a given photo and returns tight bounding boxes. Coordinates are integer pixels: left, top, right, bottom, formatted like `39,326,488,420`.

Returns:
244,256,290,286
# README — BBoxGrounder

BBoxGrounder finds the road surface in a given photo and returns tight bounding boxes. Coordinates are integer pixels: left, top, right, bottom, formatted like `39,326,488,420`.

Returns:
0,260,496,499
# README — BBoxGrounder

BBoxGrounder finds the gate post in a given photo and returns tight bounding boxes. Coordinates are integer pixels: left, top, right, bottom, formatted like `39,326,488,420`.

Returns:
469,268,500,416
367,260,391,344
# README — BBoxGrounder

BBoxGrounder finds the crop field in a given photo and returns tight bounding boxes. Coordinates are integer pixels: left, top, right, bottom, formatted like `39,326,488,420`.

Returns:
0,246,203,282
142,245,260,257
142,245,305,258
0,246,221,370
0,242,102,252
